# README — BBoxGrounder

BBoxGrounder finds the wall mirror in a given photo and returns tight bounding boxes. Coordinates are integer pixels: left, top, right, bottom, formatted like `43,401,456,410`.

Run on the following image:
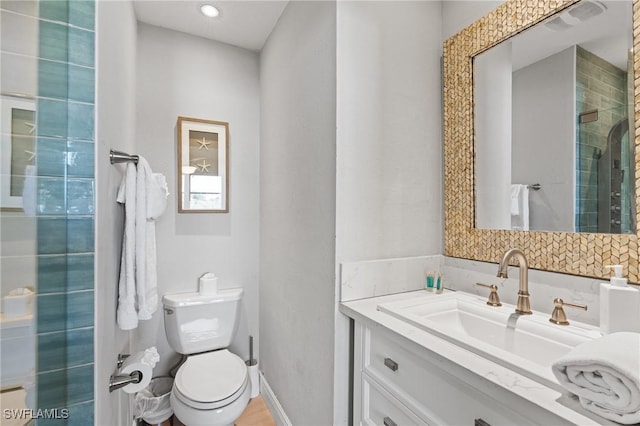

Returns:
474,0,634,235
443,0,640,283
177,116,229,213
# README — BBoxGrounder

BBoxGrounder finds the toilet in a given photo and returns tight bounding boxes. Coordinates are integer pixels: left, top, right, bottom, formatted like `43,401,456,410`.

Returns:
163,288,250,426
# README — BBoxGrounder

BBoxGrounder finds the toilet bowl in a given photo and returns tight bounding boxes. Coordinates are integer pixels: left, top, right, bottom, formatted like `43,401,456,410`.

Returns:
163,288,250,425
170,350,250,426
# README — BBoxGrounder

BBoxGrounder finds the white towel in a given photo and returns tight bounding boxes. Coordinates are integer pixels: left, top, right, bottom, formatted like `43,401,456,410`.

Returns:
136,157,168,320
551,332,640,424
116,162,138,330
147,173,168,221
116,157,168,329
510,184,529,231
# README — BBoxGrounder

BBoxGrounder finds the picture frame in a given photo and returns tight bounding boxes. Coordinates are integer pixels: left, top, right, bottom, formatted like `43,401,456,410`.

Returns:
177,116,229,213
1,95,36,212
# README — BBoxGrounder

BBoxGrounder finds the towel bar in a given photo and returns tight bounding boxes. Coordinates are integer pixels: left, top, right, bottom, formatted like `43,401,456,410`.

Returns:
109,370,142,393
528,183,541,191
110,149,139,164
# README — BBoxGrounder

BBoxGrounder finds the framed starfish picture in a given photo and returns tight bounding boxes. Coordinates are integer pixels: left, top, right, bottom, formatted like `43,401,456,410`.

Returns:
1,95,36,211
177,116,229,213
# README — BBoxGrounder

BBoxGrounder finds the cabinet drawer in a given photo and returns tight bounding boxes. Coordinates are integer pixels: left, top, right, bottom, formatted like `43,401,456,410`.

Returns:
364,327,534,425
362,372,429,426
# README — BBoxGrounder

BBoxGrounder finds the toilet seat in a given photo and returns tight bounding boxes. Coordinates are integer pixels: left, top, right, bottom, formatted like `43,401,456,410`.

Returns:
173,349,248,410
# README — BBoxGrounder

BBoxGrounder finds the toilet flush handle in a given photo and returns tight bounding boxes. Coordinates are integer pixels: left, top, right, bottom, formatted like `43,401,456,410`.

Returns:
164,307,174,315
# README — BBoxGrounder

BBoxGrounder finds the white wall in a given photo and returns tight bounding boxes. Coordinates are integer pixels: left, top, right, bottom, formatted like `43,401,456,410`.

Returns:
260,2,337,424
0,213,36,296
474,42,512,230
134,24,260,375
512,47,575,231
0,6,37,305
335,2,443,422
442,1,502,41
336,1,443,262
95,1,137,424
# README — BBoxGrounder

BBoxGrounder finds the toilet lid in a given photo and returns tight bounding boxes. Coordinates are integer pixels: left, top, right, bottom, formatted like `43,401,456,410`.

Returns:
175,350,247,403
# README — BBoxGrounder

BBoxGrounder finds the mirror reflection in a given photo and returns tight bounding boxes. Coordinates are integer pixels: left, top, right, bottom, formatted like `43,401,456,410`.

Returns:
474,0,635,234
1,3,38,422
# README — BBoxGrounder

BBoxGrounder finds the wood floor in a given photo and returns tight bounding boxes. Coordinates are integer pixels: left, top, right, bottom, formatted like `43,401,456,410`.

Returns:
235,396,276,426
169,396,275,426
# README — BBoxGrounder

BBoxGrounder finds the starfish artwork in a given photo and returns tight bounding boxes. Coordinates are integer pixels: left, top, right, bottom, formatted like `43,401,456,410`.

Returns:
23,121,36,134
195,159,211,173
196,137,212,150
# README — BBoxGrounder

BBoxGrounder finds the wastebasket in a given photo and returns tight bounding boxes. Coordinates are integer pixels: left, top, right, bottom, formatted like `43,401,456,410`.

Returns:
134,377,174,425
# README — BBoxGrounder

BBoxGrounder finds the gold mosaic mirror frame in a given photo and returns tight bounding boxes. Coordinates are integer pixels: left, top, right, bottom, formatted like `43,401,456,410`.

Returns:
443,0,640,284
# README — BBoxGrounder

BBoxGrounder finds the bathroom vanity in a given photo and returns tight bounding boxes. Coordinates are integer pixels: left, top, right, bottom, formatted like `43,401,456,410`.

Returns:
341,290,618,426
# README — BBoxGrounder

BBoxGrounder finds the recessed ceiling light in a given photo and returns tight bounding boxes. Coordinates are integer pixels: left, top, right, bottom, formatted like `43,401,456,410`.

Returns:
200,4,220,18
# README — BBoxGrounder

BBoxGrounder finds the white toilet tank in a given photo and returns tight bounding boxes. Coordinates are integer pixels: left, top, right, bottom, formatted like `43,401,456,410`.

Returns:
1,313,35,390
163,288,243,355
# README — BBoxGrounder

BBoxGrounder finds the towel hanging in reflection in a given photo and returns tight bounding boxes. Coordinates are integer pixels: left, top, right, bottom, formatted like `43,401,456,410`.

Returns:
510,184,529,231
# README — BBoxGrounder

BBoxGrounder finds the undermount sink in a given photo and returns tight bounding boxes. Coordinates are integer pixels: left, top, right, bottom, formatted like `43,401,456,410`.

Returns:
377,291,602,390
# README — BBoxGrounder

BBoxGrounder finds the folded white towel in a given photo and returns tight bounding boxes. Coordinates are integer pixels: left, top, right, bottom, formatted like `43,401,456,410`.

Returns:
115,157,169,329
552,332,640,424
116,162,138,330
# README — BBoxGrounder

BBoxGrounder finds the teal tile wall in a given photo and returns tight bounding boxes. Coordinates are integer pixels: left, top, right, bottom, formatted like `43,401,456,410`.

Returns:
37,291,94,333
37,401,94,426
67,141,95,177
37,138,67,176
38,328,94,371
38,254,94,294
576,46,628,233
37,364,94,408
33,0,95,422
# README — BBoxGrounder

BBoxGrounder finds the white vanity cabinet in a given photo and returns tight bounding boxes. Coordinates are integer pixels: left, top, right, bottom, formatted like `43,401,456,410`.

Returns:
353,321,575,426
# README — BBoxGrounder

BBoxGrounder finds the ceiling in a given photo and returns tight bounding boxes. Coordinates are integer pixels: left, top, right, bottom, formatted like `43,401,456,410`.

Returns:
509,0,631,71
133,0,289,51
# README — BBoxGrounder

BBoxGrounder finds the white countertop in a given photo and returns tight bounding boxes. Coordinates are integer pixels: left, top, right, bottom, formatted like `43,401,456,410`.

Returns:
340,289,618,426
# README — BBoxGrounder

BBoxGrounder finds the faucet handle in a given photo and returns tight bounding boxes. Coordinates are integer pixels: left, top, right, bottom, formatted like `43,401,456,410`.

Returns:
475,283,502,307
549,298,587,325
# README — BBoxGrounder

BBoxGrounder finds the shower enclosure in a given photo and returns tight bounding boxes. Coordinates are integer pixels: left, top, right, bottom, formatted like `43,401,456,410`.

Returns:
0,1,96,423
577,106,635,234
575,43,635,235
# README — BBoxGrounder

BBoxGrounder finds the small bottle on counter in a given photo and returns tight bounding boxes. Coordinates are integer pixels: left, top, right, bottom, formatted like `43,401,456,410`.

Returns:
425,271,443,293
435,273,444,294
425,271,435,292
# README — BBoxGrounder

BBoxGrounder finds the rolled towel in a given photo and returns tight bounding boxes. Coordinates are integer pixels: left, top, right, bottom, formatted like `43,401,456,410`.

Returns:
551,332,640,424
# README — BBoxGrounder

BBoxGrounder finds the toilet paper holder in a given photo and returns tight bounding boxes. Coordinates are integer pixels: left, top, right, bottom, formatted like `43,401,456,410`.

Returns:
109,353,142,393
109,370,143,393
117,353,130,368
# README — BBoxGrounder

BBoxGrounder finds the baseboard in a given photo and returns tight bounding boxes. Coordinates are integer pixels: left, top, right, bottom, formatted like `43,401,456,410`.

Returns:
259,372,292,426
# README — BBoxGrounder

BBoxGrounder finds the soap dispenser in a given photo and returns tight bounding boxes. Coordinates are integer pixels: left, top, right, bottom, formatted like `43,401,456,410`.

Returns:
600,265,640,334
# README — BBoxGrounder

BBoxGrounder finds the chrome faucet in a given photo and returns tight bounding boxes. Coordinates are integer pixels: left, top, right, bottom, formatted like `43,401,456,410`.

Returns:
497,248,532,315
